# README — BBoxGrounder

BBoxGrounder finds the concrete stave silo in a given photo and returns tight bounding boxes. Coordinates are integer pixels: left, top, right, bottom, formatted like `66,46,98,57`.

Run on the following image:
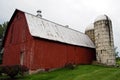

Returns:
94,15,115,65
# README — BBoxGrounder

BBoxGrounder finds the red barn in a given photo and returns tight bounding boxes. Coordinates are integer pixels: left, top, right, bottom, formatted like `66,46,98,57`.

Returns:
2,9,96,73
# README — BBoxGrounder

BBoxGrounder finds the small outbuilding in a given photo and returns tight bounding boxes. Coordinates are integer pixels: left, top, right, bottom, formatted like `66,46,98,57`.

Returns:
2,9,96,73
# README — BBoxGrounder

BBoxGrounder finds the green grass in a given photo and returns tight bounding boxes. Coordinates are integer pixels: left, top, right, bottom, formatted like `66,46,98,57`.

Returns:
18,65,120,80
116,60,120,66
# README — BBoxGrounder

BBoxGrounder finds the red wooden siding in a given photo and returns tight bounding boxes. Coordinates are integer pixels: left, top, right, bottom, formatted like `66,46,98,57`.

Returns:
31,38,96,70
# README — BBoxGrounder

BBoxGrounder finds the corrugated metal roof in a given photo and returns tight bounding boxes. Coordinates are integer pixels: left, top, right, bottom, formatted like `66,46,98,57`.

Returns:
25,13,95,48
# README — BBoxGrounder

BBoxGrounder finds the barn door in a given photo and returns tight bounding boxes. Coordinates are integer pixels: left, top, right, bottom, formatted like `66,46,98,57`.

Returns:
20,52,24,65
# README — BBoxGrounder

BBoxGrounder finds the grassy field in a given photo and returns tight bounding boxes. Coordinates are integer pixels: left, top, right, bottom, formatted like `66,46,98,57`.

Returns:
17,65,120,80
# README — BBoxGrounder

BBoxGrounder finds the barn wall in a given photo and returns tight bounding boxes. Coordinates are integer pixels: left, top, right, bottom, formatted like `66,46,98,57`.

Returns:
3,11,33,69
32,38,96,70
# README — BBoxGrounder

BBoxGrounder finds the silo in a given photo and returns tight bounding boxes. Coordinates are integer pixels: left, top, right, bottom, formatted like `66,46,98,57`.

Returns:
94,15,115,65
85,23,95,44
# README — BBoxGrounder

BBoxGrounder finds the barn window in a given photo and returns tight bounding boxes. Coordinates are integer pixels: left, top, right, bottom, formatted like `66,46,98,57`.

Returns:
20,51,24,65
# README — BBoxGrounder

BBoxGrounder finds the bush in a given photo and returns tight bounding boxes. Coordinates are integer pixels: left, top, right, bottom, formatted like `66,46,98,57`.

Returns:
0,65,29,78
45,68,50,72
0,58,2,64
0,66,4,75
18,65,29,76
0,54,3,64
3,65,19,78
64,63,75,70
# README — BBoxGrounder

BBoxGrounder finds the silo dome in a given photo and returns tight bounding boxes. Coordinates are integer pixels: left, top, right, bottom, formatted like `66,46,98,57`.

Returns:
85,23,95,44
94,15,111,22
85,23,94,32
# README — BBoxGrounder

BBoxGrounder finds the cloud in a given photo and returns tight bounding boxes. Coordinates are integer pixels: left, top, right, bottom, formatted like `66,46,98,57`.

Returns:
0,0,120,53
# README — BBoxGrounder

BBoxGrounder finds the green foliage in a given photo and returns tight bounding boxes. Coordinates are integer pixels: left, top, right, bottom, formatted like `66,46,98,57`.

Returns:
3,65,19,78
64,63,75,70
0,25,3,39
0,65,29,79
115,47,119,58
0,22,8,39
0,21,8,64
19,65,120,80
116,59,120,66
0,54,2,64
0,66,4,75
115,47,120,66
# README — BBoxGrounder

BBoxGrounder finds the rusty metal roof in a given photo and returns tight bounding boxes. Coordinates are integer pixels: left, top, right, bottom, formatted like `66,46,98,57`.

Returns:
25,13,95,48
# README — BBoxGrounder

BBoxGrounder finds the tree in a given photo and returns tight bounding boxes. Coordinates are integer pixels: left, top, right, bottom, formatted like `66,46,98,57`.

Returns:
0,24,4,39
0,21,8,64
114,47,120,60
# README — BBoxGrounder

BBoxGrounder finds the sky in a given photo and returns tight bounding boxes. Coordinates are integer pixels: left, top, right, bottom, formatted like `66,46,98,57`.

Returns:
0,0,120,55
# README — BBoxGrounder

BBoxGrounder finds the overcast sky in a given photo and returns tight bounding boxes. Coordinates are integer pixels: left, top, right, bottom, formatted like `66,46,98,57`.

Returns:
0,0,120,54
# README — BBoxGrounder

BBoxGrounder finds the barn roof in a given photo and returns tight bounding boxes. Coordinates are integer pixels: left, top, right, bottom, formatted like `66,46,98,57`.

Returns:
24,11,95,48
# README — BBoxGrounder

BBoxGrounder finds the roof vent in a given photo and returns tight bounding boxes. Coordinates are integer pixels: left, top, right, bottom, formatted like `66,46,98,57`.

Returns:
36,10,42,17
